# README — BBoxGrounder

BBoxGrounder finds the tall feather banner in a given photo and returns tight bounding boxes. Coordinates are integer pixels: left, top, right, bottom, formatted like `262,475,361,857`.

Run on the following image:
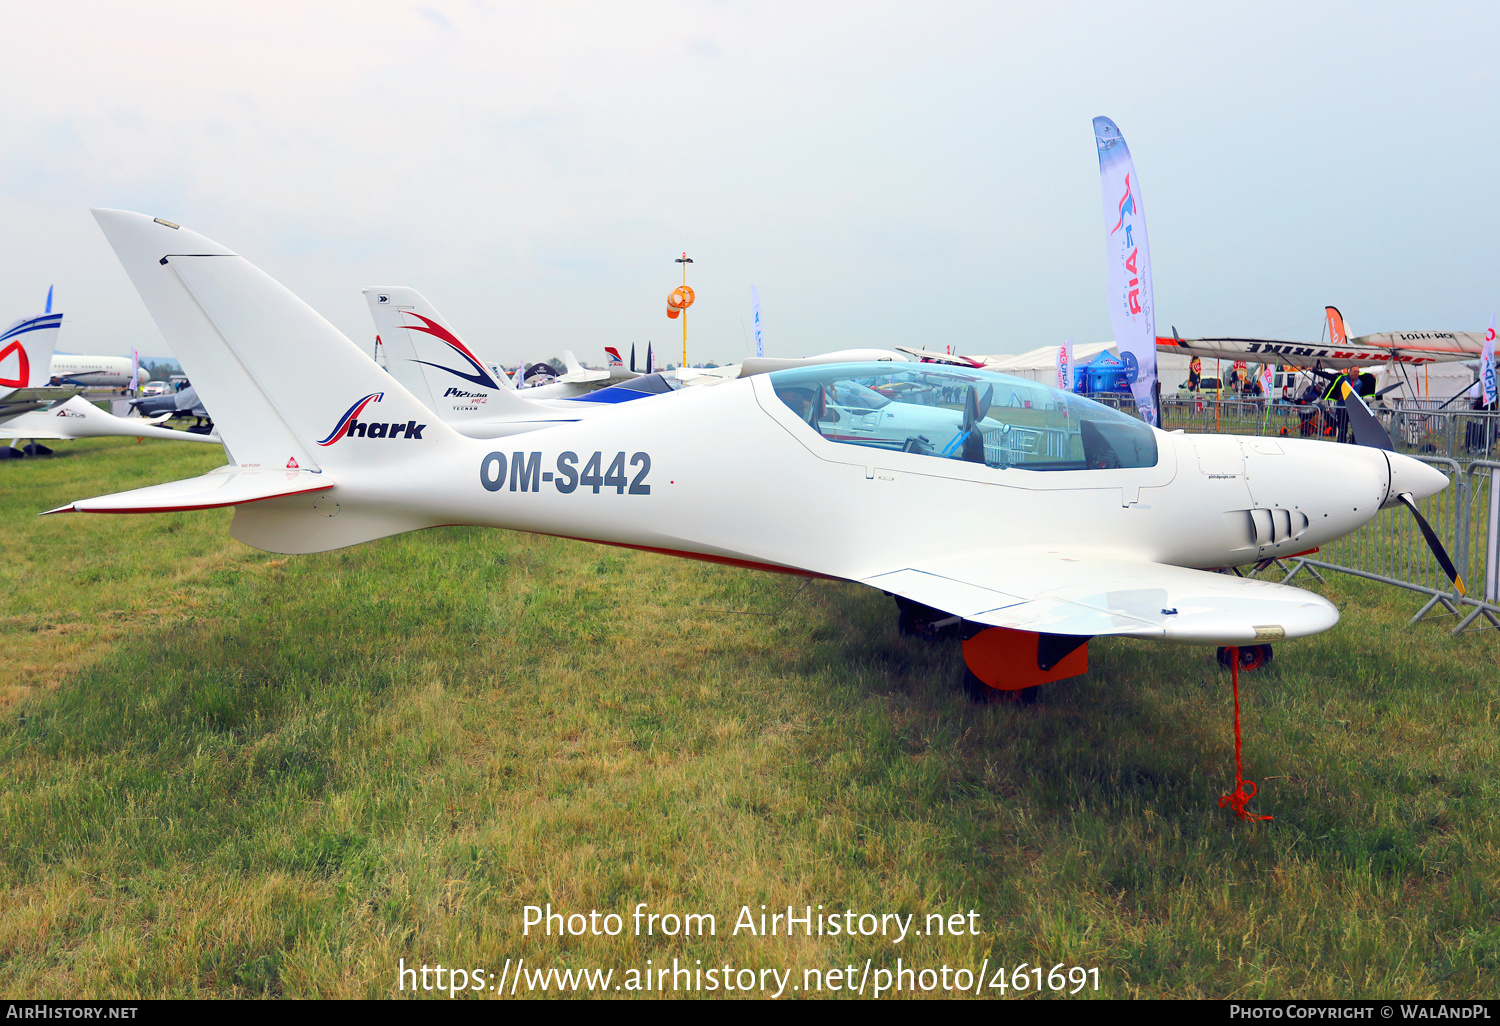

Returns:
1093,117,1159,426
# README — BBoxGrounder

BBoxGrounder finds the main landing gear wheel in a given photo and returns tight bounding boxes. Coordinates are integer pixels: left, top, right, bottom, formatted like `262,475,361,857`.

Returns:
1217,644,1274,671
963,668,1039,705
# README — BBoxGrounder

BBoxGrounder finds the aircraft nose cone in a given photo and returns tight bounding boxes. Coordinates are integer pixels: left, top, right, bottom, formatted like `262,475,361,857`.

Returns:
1385,452,1449,506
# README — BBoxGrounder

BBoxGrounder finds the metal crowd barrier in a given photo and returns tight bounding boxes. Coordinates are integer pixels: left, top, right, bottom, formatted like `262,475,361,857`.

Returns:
1271,455,1470,629
1078,393,1500,465
1455,460,1500,632
1256,455,1500,635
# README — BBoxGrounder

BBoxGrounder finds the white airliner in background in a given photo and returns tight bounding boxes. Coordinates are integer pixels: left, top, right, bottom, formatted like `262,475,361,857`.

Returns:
49,353,140,387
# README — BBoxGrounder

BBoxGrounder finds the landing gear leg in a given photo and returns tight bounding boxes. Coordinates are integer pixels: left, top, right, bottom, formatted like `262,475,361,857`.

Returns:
894,596,961,640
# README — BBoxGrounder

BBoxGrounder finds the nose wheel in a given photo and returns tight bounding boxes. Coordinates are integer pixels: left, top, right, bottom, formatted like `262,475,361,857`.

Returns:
1218,644,1273,671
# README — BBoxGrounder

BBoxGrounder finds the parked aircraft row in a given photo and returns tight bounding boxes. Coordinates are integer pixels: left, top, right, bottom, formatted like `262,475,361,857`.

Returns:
0,293,222,457
36,210,1459,704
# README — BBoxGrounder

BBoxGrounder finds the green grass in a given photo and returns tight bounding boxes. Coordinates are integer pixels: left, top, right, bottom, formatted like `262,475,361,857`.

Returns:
1,436,1498,999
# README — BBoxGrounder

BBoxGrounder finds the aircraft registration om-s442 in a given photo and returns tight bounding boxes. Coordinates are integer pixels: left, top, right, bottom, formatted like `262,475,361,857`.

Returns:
46,210,1450,698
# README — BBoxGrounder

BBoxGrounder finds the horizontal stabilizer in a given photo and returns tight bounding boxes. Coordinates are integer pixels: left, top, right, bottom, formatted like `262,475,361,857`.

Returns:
864,550,1337,645
43,466,332,515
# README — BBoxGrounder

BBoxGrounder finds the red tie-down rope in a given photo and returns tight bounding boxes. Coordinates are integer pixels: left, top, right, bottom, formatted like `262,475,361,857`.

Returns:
1220,646,1273,822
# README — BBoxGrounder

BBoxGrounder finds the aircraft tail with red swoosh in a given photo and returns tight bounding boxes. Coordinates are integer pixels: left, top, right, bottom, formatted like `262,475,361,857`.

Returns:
44,211,467,553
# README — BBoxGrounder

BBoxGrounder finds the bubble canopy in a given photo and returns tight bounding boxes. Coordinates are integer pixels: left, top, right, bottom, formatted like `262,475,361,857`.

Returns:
768,363,1158,471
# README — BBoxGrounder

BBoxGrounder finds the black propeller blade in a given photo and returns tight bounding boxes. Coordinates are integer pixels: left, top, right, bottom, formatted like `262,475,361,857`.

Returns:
1339,380,1395,451
1338,384,1462,595
1396,492,1466,597
960,385,987,463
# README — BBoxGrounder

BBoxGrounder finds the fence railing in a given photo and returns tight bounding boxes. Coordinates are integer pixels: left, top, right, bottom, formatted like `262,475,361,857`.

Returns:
1077,393,1500,464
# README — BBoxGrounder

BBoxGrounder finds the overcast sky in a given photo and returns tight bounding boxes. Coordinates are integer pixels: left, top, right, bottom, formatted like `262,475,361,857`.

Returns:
2,1,1497,366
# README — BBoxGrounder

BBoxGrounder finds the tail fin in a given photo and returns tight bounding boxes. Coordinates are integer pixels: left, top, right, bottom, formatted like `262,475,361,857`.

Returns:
93,210,457,475
561,349,585,375
0,310,63,390
364,285,545,422
72,212,476,552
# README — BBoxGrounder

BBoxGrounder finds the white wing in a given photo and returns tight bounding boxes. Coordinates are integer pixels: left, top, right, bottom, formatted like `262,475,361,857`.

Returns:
1158,334,1480,371
864,551,1337,644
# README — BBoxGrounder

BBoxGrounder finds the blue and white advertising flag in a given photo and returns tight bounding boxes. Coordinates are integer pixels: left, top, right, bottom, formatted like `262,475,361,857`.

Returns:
1057,337,1073,392
1093,116,1159,426
1483,313,1496,407
751,286,763,358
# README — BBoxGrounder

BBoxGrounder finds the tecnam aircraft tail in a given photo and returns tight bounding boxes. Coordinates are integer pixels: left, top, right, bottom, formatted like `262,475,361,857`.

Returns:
363,286,544,425
47,210,470,553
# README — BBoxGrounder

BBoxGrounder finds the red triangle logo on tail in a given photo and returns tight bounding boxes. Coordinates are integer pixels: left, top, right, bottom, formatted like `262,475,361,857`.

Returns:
286,457,299,469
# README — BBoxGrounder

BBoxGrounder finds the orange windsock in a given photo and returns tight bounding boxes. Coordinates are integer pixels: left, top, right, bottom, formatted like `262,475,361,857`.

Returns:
666,285,695,319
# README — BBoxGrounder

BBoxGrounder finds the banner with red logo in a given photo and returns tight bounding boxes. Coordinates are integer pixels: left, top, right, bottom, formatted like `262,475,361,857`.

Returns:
1093,117,1158,426
1483,313,1496,407
1057,337,1073,392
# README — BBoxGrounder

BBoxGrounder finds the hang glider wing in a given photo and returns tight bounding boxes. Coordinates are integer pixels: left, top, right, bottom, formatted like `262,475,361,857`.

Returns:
0,386,82,425
42,466,332,515
3,395,219,443
1157,333,1483,370
862,550,1337,645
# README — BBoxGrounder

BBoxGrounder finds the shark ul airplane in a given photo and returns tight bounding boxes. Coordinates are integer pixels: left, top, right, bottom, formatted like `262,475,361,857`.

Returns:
46,210,1455,698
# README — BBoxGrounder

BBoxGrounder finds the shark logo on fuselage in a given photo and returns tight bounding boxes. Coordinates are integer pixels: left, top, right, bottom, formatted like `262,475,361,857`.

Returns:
316,393,428,446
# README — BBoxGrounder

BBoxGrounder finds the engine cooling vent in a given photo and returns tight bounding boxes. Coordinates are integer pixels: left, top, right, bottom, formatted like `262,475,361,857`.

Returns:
1246,507,1309,547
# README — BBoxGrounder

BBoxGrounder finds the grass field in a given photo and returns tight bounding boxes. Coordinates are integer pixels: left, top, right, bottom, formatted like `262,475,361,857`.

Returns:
2,436,1499,999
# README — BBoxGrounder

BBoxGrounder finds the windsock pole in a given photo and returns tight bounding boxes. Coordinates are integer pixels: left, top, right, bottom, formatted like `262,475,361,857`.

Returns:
675,253,693,367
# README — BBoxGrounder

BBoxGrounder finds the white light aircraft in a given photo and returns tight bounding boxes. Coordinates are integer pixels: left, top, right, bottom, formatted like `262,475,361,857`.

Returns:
4,395,221,454
48,211,1457,700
